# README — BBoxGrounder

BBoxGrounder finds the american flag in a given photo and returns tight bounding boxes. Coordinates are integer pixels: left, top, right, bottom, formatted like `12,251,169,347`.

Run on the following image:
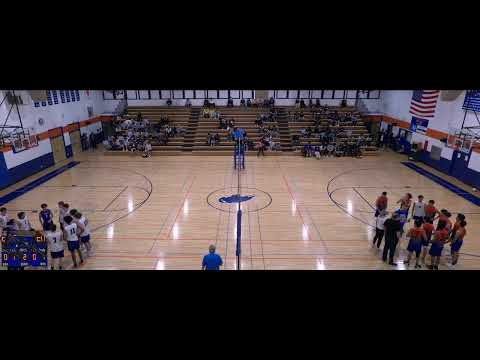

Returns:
409,90,440,118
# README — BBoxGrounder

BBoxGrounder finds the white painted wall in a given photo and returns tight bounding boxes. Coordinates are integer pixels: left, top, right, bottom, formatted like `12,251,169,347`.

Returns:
0,90,105,134
3,139,53,169
378,90,478,135
468,151,480,172
80,122,103,136
63,132,71,146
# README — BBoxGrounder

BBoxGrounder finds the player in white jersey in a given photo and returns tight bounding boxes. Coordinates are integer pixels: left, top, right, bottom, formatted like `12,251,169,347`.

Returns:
410,195,426,224
63,215,83,268
73,212,93,256
58,201,69,230
0,207,9,232
45,223,64,270
17,212,32,231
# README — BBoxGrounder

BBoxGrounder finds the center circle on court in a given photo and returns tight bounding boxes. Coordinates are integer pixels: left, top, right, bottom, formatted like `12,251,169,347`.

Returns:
207,187,272,213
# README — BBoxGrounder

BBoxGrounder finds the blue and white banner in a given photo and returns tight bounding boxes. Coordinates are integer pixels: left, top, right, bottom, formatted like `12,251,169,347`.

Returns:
410,116,429,134
463,90,480,112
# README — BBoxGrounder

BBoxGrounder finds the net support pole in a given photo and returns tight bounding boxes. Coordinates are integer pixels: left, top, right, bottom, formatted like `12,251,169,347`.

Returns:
236,208,242,270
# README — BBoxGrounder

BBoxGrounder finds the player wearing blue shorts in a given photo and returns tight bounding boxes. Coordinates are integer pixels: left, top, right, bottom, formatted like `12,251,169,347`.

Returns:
395,209,408,235
45,223,64,270
73,212,93,257
421,218,435,264
39,204,54,231
447,220,466,269
404,219,427,268
63,215,83,268
428,221,449,270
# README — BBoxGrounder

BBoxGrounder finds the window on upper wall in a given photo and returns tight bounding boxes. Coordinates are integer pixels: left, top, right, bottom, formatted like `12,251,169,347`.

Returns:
52,90,59,104
194,90,206,99
138,90,151,99
218,90,229,99
70,90,76,102
172,90,184,99
299,90,310,99
150,91,160,100
229,90,240,99
60,90,66,103
274,90,288,99
160,90,171,99
323,90,334,99
184,90,194,99
287,90,299,99
75,90,80,101
207,90,218,99
65,90,71,102
241,90,254,99
47,90,53,105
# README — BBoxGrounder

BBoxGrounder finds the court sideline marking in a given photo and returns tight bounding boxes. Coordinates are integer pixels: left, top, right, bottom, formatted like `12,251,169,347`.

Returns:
401,162,480,207
0,161,80,206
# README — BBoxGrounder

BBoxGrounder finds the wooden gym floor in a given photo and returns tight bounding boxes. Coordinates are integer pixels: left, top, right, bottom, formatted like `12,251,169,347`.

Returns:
1,149,480,270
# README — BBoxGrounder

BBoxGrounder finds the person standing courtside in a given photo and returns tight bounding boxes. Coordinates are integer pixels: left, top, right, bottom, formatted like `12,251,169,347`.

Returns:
202,245,223,270
382,213,402,266
375,192,388,217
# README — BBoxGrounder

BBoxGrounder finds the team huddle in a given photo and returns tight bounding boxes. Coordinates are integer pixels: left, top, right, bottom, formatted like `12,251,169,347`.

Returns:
0,201,93,270
372,192,467,270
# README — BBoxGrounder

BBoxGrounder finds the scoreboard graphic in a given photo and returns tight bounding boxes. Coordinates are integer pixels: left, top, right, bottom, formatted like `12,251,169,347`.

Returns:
1,230,48,268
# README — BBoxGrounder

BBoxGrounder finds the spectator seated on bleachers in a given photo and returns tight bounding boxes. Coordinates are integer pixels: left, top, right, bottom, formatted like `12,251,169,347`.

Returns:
102,139,112,150
315,98,321,108
206,133,214,146
227,97,234,107
185,98,192,107
302,142,313,157
246,99,252,107
166,98,172,106
240,99,246,107
300,99,306,108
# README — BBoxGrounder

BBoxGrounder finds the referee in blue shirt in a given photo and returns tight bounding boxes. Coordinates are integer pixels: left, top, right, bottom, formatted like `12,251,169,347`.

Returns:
202,245,223,270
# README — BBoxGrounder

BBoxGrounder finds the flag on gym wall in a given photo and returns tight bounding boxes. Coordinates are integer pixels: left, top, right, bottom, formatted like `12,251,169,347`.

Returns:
409,117,429,134
409,90,439,134
462,90,480,112
409,90,440,118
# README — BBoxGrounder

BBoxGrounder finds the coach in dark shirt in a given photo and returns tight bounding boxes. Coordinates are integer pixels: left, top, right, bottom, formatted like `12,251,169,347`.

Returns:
202,245,223,270
382,213,402,266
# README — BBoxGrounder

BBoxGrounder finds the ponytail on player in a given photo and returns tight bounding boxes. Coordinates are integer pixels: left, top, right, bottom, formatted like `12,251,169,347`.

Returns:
437,220,447,231
63,215,73,224
74,212,82,219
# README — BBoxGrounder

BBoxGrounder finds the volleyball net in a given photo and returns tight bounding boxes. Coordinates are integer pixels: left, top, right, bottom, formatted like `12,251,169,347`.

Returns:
233,132,245,270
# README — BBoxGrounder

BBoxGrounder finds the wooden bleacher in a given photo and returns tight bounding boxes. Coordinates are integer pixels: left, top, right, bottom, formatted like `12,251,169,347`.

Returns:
106,105,378,156
285,107,379,156
127,106,191,154
192,107,282,156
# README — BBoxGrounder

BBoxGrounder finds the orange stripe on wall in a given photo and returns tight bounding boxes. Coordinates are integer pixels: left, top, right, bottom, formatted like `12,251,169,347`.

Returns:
425,128,448,140
0,115,113,153
48,127,63,138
